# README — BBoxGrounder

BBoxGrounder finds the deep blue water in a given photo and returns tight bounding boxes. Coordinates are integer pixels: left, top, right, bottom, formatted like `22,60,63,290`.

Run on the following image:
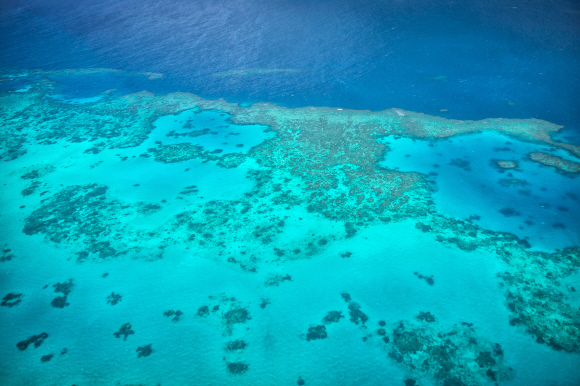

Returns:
1,0,579,136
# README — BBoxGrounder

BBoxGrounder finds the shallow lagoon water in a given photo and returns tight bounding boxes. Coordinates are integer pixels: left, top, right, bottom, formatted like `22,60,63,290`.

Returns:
2,217,580,386
380,132,580,250
148,109,274,155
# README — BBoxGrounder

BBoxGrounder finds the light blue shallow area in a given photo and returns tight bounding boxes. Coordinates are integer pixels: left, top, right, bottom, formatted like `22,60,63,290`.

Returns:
1,221,580,386
380,131,580,250
149,109,274,155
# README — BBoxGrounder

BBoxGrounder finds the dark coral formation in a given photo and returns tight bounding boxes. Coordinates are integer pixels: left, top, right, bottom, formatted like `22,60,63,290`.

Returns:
1,245,15,262
449,158,471,171
386,317,512,385
40,354,54,363
1,293,23,307
498,207,520,217
414,272,434,286
227,362,248,374
23,185,124,258
113,323,135,341
0,84,195,161
415,213,580,352
347,302,369,325
529,152,580,173
136,344,153,358
497,176,529,187
416,311,436,323
23,183,169,261
17,333,48,350
107,292,122,305
196,294,252,335
148,142,249,168
305,325,327,341
223,308,251,326
164,310,184,322
197,306,210,317
322,311,344,324
50,279,74,308
51,296,69,308
264,273,292,286
225,340,247,351
22,181,42,196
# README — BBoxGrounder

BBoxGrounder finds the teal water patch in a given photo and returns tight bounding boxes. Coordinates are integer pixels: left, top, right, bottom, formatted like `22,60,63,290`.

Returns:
48,94,104,104
148,109,274,155
380,132,580,250
1,221,579,386
45,73,153,103
0,79,35,93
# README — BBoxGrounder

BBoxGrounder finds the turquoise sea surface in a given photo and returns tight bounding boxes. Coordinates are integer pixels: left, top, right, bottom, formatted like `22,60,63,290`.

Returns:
1,1,580,385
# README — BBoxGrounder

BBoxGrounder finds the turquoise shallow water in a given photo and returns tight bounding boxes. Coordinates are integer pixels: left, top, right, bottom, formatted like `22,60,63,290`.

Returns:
2,218,580,386
148,109,274,155
380,132,580,250
1,74,579,385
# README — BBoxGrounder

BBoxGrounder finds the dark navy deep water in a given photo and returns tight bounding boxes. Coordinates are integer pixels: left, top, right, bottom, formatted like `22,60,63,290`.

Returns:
1,0,579,136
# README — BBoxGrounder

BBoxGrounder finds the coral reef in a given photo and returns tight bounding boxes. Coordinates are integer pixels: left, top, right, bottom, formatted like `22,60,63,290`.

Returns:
529,152,580,173
264,273,292,286
164,310,184,322
226,362,248,374
413,214,580,352
113,323,135,341
1,293,23,307
136,344,153,358
322,311,344,324
348,302,369,325
107,292,122,305
305,325,328,341
225,340,247,351
496,160,518,169
1,245,15,262
16,333,48,350
414,272,435,286
40,354,54,362
196,294,252,336
385,315,513,385
50,279,74,308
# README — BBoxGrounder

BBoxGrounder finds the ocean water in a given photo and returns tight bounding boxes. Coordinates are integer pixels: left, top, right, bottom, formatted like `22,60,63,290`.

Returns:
1,1,580,386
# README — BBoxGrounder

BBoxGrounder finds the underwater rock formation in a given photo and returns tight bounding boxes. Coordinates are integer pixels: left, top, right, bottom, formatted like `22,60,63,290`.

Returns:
16,333,49,350
113,323,135,341
50,279,74,308
385,315,513,385
529,152,580,173
1,293,23,307
136,344,153,358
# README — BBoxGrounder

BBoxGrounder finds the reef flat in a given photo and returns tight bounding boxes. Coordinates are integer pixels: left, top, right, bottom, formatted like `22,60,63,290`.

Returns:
529,152,580,173
1,70,580,385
